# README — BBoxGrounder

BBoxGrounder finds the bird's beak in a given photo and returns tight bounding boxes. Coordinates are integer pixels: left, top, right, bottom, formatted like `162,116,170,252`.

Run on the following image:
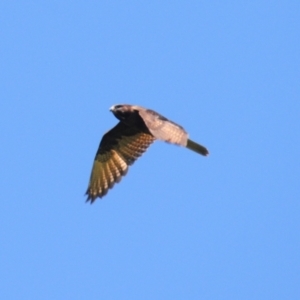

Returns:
109,105,115,112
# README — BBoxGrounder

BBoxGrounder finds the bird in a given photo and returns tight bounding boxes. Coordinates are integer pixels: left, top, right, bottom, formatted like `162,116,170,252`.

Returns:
86,104,209,202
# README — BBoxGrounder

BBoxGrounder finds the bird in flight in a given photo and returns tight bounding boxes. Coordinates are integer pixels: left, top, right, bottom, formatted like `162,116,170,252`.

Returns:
86,104,209,202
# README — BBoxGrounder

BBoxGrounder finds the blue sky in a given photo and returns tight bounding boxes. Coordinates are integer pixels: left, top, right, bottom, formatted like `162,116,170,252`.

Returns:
1,1,299,299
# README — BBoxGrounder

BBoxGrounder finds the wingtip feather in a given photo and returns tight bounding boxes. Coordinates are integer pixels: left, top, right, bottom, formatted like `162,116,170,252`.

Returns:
186,139,209,156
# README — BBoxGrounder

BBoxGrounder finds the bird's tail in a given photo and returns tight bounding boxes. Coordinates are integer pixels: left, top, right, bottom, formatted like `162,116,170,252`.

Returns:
186,139,209,156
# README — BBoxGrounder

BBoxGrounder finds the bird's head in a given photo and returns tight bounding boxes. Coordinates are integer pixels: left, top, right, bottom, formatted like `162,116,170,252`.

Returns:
110,104,139,124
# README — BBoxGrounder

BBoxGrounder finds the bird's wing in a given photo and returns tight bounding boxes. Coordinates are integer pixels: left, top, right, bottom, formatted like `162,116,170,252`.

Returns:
137,107,209,156
137,108,188,146
86,122,155,202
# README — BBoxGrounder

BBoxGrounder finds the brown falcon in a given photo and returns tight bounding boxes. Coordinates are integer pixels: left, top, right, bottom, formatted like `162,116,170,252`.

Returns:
86,104,209,202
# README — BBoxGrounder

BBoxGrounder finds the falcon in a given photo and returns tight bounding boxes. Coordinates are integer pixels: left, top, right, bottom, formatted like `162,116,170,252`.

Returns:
86,104,209,202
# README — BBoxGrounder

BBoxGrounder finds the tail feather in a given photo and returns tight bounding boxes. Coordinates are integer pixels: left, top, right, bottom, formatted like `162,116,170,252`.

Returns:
186,139,209,156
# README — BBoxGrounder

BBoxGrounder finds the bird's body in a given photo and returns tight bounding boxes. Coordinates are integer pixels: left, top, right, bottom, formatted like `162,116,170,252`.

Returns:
86,104,209,202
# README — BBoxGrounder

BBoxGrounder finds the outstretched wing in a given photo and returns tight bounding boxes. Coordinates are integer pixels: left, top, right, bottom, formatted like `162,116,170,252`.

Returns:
137,108,188,145
137,107,209,156
86,122,155,202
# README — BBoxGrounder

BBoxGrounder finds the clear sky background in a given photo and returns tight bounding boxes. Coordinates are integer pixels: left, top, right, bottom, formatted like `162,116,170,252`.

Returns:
1,1,299,299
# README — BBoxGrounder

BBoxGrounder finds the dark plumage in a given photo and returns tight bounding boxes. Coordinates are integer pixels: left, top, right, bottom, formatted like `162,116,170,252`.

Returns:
86,104,209,202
